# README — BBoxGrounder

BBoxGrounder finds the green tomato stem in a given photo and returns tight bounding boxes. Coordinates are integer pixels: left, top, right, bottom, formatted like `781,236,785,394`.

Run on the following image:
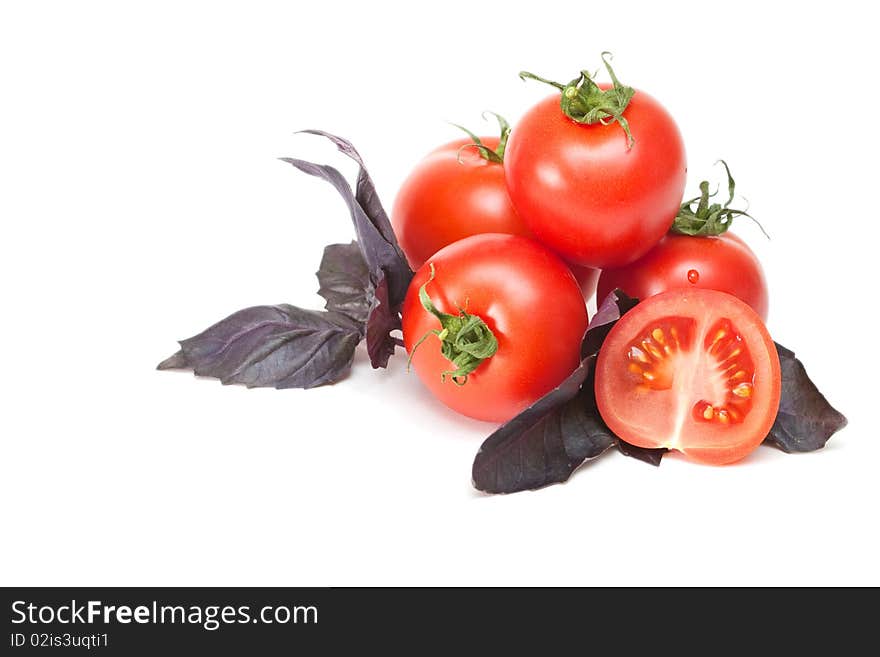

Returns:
671,160,769,238
520,52,636,148
407,264,499,385
450,112,511,164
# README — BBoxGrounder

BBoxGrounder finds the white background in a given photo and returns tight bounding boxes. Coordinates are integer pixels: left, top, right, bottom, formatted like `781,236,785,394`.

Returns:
2,1,876,586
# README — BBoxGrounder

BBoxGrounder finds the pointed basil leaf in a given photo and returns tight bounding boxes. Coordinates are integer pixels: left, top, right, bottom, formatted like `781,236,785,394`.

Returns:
157,305,360,389
279,157,413,368
298,130,401,251
472,290,641,494
279,159,402,299
472,355,615,494
157,350,188,371
763,342,848,453
317,241,372,327
616,441,667,466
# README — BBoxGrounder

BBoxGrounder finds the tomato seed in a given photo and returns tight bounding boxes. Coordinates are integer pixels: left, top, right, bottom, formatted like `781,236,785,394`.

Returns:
732,382,753,398
629,346,650,363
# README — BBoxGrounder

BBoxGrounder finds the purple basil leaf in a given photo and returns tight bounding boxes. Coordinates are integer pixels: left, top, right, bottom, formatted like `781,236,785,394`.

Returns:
472,356,616,494
157,350,188,370
317,241,372,328
279,158,402,297
365,274,399,369
298,130,401,250
279,156,412,368
157,305,360,389
763,342,848,453
472,290,641,494
616,441,667,466
581,288,639,359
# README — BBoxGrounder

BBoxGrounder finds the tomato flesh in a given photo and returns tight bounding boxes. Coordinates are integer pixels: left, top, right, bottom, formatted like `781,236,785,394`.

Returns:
595,289,780,465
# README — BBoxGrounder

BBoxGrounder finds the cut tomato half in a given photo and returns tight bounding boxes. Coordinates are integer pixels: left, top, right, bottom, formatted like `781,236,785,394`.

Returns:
595,289,781,465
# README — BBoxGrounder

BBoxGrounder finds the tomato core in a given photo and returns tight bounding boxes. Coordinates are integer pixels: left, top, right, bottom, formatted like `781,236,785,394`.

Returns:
623,315,757,428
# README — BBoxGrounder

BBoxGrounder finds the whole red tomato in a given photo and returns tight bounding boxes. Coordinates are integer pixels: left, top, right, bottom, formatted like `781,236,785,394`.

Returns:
392,116,530,270
599,161,770,319
402,233,588,423
598,233,769,320
504,56,686,268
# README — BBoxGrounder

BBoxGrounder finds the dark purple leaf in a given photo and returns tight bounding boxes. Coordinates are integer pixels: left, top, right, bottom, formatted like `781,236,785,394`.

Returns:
764,342,848,452
280,150,412,368
581,288,639,359
616,441,667,466
317,242,372,327
157,305,360,389
472,290,639,494
472,356,616,494
160,133,408,391
157,350,188,370
365,275,399,369
279,159,403,297
298,130,401,250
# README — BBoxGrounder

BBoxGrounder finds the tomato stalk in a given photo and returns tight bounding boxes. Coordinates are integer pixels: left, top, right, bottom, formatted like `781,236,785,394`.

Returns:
407,264,498,385
449,111,511,164
520,52,636,148
671,161,768,237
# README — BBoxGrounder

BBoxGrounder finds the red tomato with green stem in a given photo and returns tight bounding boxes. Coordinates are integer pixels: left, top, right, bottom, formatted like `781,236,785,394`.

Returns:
402,234,588,423
504,53,687,268
598,161,769,319
595,289,781,465
391,113,531,270
391,114,600,303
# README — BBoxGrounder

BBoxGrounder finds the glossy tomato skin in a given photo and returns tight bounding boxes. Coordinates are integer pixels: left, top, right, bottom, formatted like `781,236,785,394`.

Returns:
392,137,530,270
402,234,588,423
595,289,780,465
504,88,687,268
598,233,769,320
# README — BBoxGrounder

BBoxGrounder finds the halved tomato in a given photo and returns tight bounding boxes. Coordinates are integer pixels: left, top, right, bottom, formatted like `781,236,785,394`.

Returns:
595,289,781,465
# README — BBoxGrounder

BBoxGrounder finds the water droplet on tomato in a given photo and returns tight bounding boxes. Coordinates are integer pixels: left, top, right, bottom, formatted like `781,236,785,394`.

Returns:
687,269,700,284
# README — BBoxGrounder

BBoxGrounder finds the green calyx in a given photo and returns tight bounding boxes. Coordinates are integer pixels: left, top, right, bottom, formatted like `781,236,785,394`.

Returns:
449,111,511,164
672,160,768,237
407,264,498,385
520,52,636,148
